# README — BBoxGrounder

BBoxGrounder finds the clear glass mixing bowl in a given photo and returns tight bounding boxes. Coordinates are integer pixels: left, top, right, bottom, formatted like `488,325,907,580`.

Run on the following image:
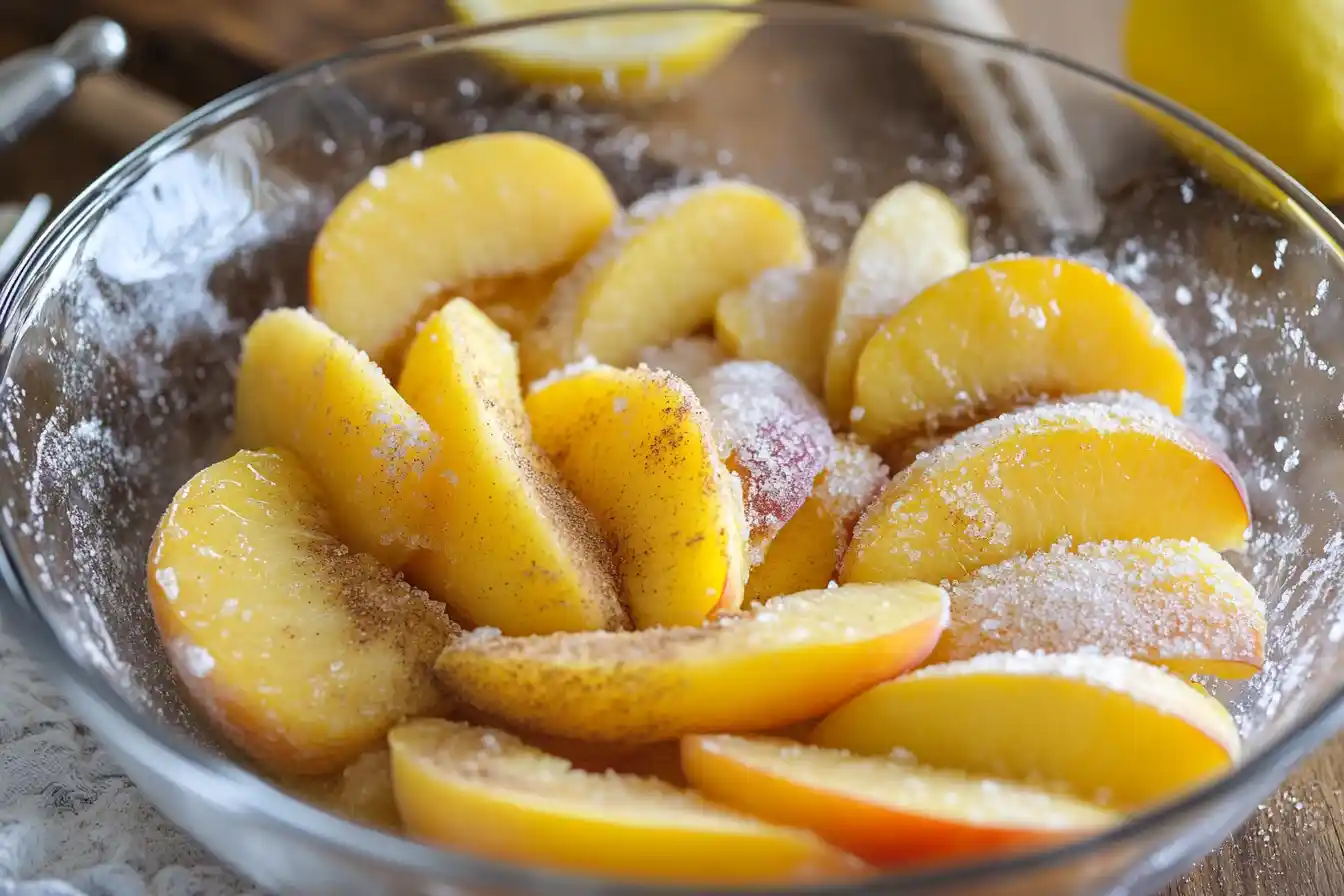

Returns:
3,4,1344,893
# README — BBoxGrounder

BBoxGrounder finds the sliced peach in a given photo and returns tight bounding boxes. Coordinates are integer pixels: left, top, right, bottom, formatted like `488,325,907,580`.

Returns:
841,397,1251,588
147,448,457,775
715,265,841,395
388,719,866,884
530,181,812,369
683,735,1119,866
310,132,618,368
823,182,970,422
397,300,626,635
851,256,1188,447
929,538,1265,678
525,365,746,628
691,361,835,562
435,582,948,743
813,652,1240,810
233,308,439,569
747,437,889,602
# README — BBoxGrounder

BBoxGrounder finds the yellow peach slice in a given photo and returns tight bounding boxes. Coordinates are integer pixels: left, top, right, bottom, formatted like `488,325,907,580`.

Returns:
531,181,812,369
388,719,866,884
813,652,1240,809
823,182,970,422
928,539,1265,678
691,362,834,562
747,436,888,602
715,265,841,395
147,448,457,775
851,256,1189,447
397,300,627,635
310,132,618,367
233,308,439,569
526,365,746,628
841,397,1251,588
683,735,1119,867
435,582,949,743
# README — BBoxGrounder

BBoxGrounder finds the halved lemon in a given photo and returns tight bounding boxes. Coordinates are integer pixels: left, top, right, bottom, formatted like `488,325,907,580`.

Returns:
448,0,758,97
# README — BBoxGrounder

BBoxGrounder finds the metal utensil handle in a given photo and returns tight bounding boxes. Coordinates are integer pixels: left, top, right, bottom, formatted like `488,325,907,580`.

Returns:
0,18,128,152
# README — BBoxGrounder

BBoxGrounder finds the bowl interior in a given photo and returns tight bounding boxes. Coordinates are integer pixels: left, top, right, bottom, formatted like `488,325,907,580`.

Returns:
3,5,1344,889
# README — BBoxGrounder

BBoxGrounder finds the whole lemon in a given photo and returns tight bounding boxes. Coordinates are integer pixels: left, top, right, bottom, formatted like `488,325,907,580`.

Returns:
1125,0,1344,201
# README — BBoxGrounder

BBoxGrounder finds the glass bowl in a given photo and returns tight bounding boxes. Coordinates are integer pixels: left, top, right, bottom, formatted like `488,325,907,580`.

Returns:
3,4,1344,893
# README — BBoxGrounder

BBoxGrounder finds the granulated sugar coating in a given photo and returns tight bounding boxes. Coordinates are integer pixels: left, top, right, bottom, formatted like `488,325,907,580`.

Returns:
909,396,1208,479
933,538,1265,672
818,435,889,523
842,396,1252,588
691,361,833,561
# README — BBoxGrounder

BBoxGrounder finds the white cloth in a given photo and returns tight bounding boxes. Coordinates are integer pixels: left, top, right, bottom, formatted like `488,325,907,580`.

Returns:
0,626,258,896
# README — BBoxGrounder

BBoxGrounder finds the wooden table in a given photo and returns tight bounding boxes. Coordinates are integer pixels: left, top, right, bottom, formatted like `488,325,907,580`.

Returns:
5,3,1344,894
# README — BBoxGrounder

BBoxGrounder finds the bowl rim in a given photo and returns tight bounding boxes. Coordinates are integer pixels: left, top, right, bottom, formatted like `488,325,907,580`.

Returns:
4,2,1344,892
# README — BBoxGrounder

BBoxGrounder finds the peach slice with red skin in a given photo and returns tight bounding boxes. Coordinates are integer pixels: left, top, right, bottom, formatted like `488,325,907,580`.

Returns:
397,300,627,635
823,182,970,423
388,719,867,884
682,735,1120,867
747,436,888,602
813,651,1240,810
148,448,457,776
310,132,618,368
841,396,1252,589
529,181,813,370
233,308,439,570
691,361,835,562
715,265,842,396
526,364,747,629
929,538,1265,678
851,256,1189,448
435,582,949,743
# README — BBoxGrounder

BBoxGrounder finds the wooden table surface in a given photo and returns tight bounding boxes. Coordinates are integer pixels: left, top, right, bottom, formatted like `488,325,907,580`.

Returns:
6,3,1344,894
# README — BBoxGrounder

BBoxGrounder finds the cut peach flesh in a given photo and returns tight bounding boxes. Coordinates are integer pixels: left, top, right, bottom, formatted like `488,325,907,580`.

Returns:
715,265,841,395
535,181,812,368
397,300,626,635
747,437,889,602
841,398,1251,588
148,448,456,775
930,538,1265,678
683,735,1119,866
813,652,1240,810
435,582,948,743
526,365,746,629
691,361,834,560
233,308,439,569
310,132,618,367
851,256,1188,446
747,496,843,602
388,719,866,884
824,181,970,422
